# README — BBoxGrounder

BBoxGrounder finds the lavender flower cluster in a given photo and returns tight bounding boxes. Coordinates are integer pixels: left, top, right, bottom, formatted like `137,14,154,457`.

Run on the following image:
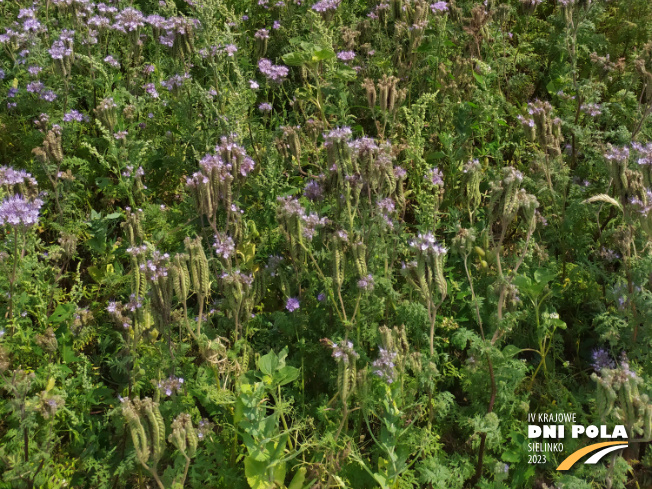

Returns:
0,194,44,228
591,349,638,379
410,232,448,255
425,167,444,186
304,179,324,201
591,348,615,372
258,58,289,82
106,294,143,329
276,196,329,240
357,274,375,291
312,0,341,12
331,340,359,364
213,233,236,259
286,297,300,312
323,126,352,144
265,255,285,277
0,166,37,188
157,375,184,396
141,250,170,281
372,347,398,383
430,1,449,12
220,270,254,288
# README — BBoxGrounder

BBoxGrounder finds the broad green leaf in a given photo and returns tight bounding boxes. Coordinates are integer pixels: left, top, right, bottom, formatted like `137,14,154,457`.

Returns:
258,350,280,376
49,303,75,324
276,365,300,386
534,268,556,285
282,52,309,66
312,47,335,61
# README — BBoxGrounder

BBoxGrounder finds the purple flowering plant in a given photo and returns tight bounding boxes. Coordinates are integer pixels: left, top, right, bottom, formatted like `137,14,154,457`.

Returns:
0,1,651,487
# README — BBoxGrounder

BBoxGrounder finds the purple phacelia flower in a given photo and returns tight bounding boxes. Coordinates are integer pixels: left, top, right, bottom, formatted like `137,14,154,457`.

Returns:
410,232,447,255
430,1,448,12
63,109,86,122
330,339,359,364
303,180,324,201
104,55,120,68
112,7,145,32
286,297,300,312
591,348,615,372
255,28,270,39
337,50,356,61
357,274,375,291
0,194,44,227
213,233,236,259
312,0,341,12
258,58,289,82
372,347,398,383
40,90,57,102
425,167,444,186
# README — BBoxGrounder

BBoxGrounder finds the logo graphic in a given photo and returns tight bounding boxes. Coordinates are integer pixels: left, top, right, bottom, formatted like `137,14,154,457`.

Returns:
556,442,628,471
525,413,629,469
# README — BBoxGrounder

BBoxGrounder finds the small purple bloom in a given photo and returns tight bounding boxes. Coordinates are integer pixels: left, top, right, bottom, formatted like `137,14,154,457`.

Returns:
104,55,121,68
430,1,448,12
337,50,356,61
425,167,444,186
286,297,300,312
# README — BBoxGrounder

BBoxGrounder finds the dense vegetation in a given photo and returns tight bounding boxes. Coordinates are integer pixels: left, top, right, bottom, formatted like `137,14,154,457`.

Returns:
1,0,652,487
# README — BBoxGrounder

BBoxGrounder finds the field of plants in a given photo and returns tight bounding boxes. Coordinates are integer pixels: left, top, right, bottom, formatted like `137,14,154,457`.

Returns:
1,0,652,487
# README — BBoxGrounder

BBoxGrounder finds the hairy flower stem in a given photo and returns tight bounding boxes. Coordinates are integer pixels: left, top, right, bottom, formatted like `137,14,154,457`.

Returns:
463,253,497,487
300,241,345,324
427,299,438,357
144,466,165,489
528,291,553,388
197,292,204,338
7,227,18,321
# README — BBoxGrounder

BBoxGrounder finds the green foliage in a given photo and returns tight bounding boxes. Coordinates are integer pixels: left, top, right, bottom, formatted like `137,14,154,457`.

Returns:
0,0,652,487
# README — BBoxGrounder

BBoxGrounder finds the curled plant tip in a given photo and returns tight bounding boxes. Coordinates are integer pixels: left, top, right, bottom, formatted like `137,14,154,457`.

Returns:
121,397,166,468
186,135,255,226
463,159,483,212
517,100,563,157
156,375,184,397
452,226,477,255
592,353,652,440
185,237,210,298
170,253,191,302
280,125,302,162
377,74,405,113
58,231,78,258
323,338,359,365
95,97,118,132
169,413,199,458
362,78,377,109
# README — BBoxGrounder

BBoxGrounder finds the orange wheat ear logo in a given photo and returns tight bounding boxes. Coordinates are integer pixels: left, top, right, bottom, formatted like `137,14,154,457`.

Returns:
556,442,628,470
